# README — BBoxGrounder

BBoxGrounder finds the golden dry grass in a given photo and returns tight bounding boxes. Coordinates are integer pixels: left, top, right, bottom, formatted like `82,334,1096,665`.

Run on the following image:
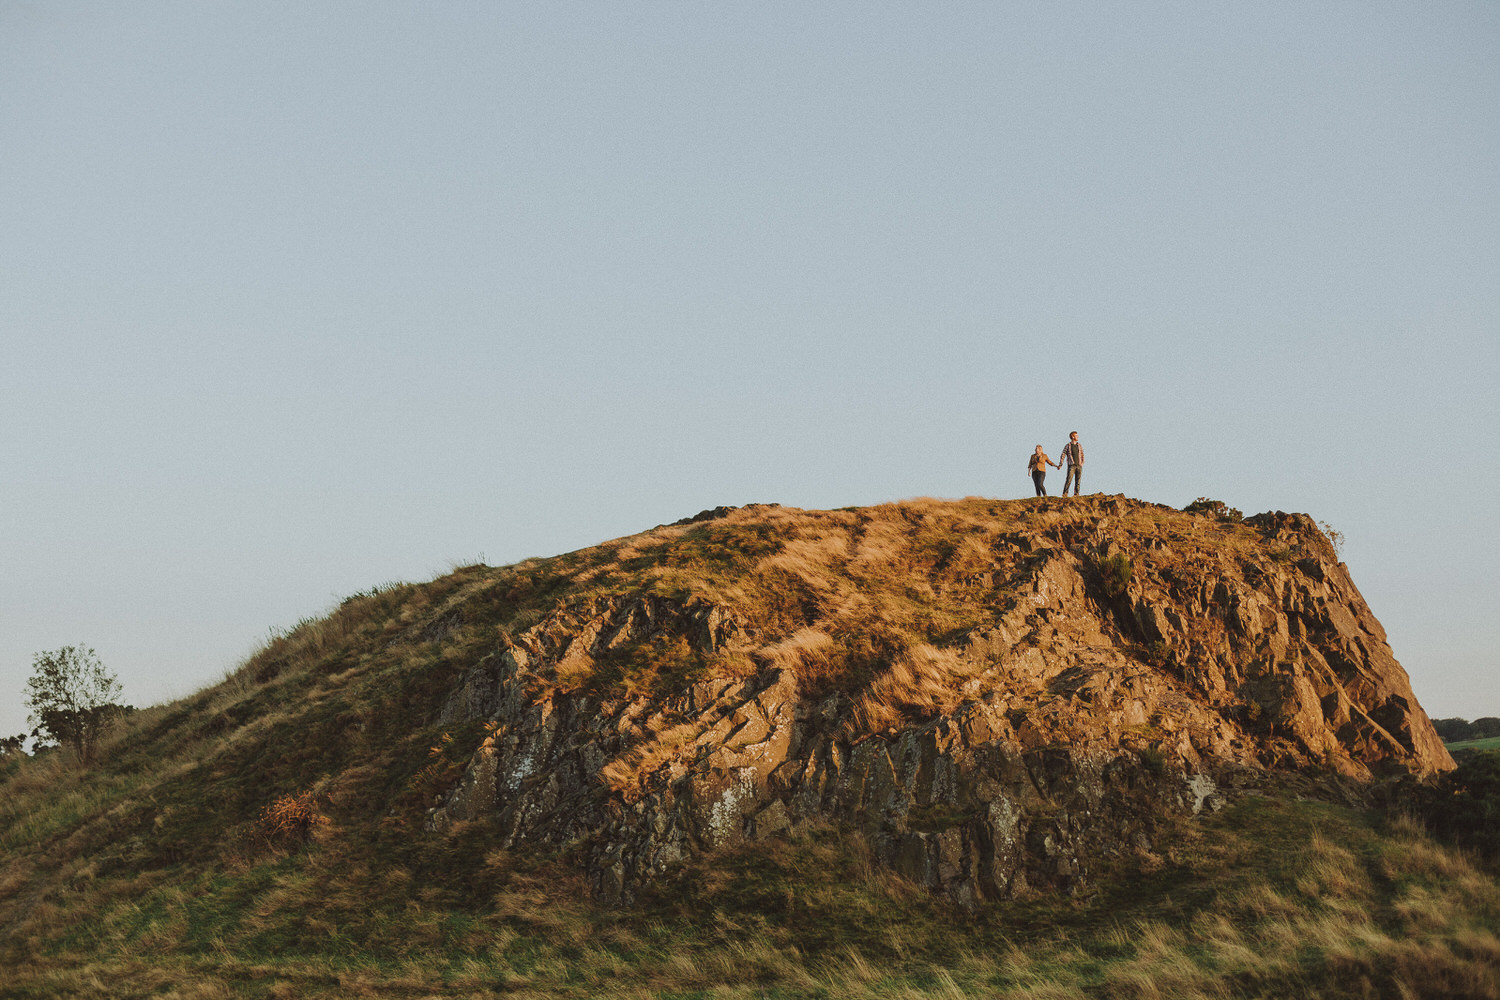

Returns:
848,643,979,735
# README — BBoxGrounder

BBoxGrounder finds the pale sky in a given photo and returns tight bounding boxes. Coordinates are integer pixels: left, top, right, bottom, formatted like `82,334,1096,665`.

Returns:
3,3,1497,742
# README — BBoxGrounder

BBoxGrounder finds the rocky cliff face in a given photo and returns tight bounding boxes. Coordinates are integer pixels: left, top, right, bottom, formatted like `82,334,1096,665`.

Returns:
425,497,1451,904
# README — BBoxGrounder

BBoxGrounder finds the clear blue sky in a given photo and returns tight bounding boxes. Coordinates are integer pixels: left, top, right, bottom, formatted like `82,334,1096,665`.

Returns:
3,3,1496,741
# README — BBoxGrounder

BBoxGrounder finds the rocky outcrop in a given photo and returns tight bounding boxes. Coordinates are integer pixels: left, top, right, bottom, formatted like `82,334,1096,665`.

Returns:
427,497,1451,904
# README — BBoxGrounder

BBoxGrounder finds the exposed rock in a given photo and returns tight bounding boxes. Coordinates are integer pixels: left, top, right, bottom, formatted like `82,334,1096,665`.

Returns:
428,497,1451,905
669,503,782,526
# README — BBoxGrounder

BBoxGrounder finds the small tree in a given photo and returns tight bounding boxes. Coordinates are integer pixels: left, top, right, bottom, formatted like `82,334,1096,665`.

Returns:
24,645,124,765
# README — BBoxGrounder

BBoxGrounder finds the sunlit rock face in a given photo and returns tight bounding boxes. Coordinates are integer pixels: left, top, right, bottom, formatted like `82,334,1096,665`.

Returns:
427,497,1452,904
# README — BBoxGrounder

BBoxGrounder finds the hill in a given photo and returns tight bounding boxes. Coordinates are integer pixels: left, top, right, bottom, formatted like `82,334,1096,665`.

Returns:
418,496,1450,905
2,495,1490,999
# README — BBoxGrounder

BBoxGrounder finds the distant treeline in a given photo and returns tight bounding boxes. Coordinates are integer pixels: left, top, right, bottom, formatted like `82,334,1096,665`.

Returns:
1432,717,1500,743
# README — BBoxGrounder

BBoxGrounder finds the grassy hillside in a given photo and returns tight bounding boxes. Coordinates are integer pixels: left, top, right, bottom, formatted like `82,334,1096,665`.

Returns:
2,765,1495,998
1,497,1495,998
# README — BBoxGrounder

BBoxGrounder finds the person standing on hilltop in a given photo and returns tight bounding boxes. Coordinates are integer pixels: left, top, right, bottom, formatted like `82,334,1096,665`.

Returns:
1028,445,1060,497
1059,431,1084,496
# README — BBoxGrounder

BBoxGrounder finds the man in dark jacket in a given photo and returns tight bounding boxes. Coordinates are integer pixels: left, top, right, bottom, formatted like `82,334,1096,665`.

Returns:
1060,431,1084,496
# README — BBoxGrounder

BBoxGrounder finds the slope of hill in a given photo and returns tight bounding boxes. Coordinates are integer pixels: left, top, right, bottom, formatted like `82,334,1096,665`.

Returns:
1,495,1487,999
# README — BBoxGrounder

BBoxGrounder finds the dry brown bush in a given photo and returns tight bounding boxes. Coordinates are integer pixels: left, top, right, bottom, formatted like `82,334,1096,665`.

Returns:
255,790,328,848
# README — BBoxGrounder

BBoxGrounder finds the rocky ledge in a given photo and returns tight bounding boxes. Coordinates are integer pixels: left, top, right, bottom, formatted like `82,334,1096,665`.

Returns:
425,496,1451,904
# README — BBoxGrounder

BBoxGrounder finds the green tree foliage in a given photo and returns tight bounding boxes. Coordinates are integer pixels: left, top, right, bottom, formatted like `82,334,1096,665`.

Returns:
1432,716,1500,743
1412,751,1500,858
24,645,124,765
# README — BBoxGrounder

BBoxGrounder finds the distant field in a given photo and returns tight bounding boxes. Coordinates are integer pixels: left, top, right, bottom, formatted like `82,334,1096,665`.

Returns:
1445,736,1500,752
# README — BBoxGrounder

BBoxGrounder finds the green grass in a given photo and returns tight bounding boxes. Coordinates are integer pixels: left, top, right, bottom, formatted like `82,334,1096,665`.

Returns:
3,759,1497,999
1447,736,1500,752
